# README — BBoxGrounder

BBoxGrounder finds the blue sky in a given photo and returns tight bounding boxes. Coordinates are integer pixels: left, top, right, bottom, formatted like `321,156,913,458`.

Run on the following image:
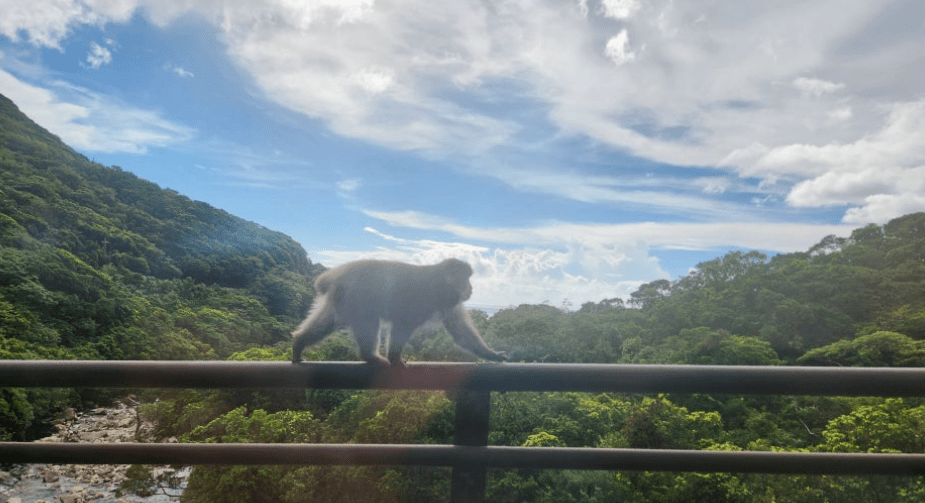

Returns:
1,0,923,309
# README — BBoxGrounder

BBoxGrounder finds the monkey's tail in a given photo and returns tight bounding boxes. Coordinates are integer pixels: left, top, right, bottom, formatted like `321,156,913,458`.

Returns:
314,272,334,295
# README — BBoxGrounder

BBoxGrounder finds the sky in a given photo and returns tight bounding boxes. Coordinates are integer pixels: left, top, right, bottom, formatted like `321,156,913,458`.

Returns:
1,0,923,310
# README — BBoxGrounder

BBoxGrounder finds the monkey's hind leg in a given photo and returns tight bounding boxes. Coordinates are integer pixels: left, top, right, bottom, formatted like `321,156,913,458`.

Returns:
350,318,391,366
291,296,337,363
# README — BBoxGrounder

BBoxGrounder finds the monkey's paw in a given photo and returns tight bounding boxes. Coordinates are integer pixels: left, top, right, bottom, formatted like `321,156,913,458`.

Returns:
488,351,509,362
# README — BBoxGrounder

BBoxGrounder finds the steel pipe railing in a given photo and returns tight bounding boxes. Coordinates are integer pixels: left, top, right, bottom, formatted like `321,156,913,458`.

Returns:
2,443,924,476
2,360,925,395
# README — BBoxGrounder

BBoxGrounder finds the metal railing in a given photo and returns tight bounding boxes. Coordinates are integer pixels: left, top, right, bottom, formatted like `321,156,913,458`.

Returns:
3,361,925,502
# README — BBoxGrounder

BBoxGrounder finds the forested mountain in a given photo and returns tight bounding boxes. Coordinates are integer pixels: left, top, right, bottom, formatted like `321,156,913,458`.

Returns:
0,92,314,436
485,212,925,366
4,90,925,501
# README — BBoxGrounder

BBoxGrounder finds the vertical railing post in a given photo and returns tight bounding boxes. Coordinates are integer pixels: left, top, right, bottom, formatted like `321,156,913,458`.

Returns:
451,389,491,503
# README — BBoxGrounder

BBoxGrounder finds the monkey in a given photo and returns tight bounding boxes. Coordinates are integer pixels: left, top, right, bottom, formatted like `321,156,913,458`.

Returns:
291,258,508,366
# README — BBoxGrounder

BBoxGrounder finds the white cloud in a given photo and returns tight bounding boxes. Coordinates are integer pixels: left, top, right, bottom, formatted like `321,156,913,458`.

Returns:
337,179,360,193
336,178,361,199
792,77,845,97
749,100,925,222
787,169,897,207
789,164,925,225
843,193,925,224
0,67,195,153
164,63,194,78
315,226,655,308
696,176,732,195
0,67,93,137
204,0,524,153
604,30,636,66
349,67,394,94
828,106,852,121
85,41,112,69
0,0,135,47
315,212,855,306
601,0,641,20
0,0,98,47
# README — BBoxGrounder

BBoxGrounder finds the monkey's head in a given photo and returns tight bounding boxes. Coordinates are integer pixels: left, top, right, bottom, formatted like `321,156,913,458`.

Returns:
440,258,474,303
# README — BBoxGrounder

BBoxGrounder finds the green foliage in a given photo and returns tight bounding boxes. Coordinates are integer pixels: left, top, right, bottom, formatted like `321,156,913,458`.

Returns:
141,390,232,440
486,302,636,363
491,392,629,448
798,331,925,367
523,431,565,447
488,304,567,362
185,466,289,503
820,398,925,453
0,388,33,440
181,392,454,503
622,396,722,450
185,407,322,443
120,465,156,497
643,327,782,365
326,390,453,444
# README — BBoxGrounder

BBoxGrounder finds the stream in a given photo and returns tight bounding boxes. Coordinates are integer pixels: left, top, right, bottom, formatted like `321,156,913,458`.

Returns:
0,399,189,503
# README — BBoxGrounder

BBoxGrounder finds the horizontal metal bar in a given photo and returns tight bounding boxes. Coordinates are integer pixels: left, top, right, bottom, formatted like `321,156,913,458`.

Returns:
1,360,925,396
2,443,924,476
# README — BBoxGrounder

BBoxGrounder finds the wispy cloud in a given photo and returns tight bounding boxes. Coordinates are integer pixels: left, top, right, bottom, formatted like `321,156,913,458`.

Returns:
479,165,768,219
314,215,855,307
362,209,855,253
84,40,113,69
188,138,318,190
0,67,195,153
164,63,194,78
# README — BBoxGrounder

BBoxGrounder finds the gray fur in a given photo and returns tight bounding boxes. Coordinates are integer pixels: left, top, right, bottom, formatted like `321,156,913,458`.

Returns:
291,258,508,365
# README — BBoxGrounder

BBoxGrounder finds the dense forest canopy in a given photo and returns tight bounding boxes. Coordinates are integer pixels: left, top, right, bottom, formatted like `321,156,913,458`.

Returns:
3,91,925,501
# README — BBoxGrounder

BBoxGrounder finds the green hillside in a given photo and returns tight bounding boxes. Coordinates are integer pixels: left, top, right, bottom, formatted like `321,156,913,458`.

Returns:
0,92,319,436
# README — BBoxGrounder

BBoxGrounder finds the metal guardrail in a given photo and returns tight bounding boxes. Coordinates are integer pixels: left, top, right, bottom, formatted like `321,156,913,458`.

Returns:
5,443,925,475
2,360,925,394
2,361,925,502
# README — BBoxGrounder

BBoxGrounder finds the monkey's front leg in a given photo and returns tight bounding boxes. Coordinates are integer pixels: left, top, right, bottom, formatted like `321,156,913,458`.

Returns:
443,306,509,362
386,325,416,367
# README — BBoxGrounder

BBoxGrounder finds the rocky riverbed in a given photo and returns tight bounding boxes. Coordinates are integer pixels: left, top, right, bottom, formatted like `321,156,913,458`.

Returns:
0,398,189,503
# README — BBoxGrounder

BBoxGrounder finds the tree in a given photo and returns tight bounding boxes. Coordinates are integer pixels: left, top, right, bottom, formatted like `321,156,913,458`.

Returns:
798,331,925,367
